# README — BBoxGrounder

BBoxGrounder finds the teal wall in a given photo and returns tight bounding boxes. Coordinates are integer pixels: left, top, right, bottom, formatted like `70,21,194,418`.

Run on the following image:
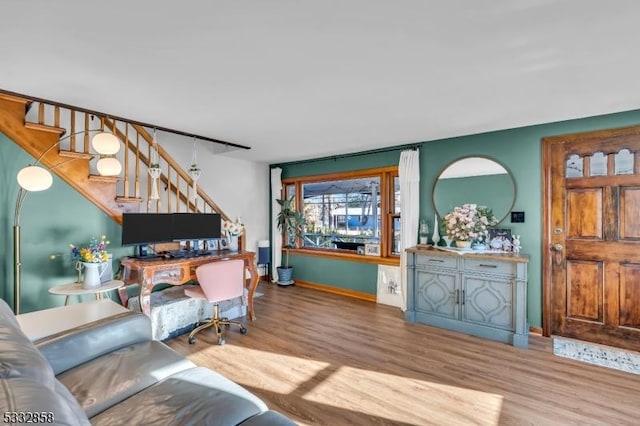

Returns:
275,108,640,328
1,134,133,313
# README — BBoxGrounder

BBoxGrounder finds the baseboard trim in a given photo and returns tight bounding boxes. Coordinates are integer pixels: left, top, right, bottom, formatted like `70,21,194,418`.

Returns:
279,281,546,330
294,280,377,303
529,326,543,335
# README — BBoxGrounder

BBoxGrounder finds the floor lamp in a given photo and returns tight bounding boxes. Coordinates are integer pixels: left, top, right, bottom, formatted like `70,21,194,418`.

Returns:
12,129,122,314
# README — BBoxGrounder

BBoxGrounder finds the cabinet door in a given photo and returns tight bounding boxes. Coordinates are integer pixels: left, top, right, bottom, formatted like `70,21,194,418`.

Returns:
415,269,458,319
461,276,514,331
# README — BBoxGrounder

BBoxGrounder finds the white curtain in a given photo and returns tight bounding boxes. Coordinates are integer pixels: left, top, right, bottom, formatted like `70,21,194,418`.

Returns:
399,149,420,311
270,167,283,282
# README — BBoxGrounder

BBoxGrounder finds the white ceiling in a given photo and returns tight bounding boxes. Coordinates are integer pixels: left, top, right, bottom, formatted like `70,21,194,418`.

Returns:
3,1,640,164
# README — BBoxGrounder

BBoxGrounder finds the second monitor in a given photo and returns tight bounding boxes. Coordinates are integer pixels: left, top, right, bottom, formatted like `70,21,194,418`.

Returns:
171,213,222,241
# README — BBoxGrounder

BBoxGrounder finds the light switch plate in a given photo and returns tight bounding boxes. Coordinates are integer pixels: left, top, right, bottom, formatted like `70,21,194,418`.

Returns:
511,211,525,223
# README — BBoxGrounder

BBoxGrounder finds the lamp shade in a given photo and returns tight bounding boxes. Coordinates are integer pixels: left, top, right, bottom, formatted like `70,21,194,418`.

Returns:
16,165,53,191
92,132,120,155
96,157,122,176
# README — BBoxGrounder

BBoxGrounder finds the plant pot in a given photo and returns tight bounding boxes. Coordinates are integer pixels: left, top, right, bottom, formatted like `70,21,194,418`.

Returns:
81,262,108,289
276,266,294,286
455,240,472,249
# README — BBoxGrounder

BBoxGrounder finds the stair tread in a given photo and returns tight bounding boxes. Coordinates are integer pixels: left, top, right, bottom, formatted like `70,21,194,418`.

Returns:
115,196,143,203
24,122,66,135
58,150,93,159
88,174,119,183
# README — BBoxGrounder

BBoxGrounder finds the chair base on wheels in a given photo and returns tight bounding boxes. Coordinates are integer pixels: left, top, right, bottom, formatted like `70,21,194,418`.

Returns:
188,303,247,345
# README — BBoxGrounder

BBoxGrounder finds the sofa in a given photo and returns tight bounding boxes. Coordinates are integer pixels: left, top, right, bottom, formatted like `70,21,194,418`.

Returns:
0,299,295,425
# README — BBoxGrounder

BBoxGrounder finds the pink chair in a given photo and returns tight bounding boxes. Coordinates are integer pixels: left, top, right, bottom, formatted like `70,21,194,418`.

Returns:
185,259,248,345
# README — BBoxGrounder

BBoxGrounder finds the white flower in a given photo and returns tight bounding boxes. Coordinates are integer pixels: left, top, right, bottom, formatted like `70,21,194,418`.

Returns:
443,204,497,242
223,217,245,237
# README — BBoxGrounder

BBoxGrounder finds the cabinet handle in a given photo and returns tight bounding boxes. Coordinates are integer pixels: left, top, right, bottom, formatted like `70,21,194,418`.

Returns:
462,290,465,305
456,289,460,304
428,259,444,262
479,264,498,268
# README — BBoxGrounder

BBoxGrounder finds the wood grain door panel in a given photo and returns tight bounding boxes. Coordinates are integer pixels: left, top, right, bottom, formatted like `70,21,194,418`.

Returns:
566,189,602,239
620,187,640,239
565,260,603,323
619,264,640,329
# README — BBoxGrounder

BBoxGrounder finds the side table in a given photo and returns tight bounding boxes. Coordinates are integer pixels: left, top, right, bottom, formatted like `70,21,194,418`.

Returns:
49,280,125,306
16,299,129,341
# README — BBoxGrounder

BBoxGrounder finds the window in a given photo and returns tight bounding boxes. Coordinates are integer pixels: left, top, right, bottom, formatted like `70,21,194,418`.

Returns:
281,166,400,260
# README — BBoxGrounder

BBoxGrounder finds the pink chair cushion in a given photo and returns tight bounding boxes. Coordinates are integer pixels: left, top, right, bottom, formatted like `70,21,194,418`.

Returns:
192,259,245,303
183,285,206,300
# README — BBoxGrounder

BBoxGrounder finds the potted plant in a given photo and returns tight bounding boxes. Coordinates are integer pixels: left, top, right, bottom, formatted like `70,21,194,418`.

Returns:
275,196,306,286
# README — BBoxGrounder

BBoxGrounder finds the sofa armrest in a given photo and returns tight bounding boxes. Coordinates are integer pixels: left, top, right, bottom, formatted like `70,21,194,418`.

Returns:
36,311,152,375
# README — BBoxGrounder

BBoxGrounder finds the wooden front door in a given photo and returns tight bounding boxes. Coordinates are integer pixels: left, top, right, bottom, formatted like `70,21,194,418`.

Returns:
543,126,640,351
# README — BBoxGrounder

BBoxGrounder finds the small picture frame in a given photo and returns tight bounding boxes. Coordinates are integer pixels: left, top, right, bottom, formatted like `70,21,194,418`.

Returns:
365,243,381,256
357,245,365,255
219,237,229,250
488,228,512,251
206,239,219,251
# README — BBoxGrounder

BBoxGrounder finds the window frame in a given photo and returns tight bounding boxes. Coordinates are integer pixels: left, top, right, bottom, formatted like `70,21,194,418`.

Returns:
281,166,400,266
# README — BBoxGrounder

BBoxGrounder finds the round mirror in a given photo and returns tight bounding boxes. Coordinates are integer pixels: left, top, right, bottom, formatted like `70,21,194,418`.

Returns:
432,156,516,223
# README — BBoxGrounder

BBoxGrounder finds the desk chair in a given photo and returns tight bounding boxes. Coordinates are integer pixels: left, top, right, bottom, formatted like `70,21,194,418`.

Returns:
185,259,248,345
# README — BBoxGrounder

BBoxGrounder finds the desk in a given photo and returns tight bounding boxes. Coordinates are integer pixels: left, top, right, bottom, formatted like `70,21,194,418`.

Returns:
120,250,259,320
49,280,124,305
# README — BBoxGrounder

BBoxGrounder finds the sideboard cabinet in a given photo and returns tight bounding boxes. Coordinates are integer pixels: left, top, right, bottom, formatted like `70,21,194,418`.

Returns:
405,246,529,348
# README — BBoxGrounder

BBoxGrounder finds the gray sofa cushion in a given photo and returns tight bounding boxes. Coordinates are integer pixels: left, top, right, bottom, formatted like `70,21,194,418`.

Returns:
36,311,152,375
57,340,195,418
90,367,268,426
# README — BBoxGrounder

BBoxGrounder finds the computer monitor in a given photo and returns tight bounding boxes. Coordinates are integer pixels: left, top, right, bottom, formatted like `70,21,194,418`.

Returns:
171,213,222,241
121,213,174,247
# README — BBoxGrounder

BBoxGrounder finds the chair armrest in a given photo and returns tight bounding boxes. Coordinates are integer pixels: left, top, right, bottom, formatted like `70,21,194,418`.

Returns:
36,311,152,375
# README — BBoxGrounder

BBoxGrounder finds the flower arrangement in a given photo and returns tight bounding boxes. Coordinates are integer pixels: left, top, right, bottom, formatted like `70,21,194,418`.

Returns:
443,204,498,242
222,217,245,237
71,235,110,263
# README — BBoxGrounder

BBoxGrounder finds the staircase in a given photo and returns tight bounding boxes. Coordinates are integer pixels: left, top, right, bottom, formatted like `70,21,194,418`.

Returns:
0,92,243,249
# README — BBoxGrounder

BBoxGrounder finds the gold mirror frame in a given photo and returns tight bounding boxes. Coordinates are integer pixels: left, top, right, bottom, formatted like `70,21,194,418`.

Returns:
432,156,517,224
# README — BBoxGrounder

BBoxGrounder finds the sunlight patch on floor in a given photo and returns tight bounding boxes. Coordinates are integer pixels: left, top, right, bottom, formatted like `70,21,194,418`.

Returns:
192,345,331,394
302,365,503,425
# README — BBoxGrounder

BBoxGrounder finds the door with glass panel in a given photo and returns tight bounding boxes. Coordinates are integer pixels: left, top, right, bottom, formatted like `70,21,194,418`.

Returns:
544,127,640,351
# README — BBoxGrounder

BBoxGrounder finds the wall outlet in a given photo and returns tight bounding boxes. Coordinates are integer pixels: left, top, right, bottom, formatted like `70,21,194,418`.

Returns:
511,211,525,223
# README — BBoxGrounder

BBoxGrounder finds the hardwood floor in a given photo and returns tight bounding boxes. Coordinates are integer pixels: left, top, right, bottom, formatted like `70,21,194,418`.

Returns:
166,282,640,425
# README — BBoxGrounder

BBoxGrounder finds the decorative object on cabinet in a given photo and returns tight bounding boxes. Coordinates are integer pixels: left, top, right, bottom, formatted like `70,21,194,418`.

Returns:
488,228,512,251
404,246,529,348
512,235,521,253
432,156,516,224
419,219,429,245
455,240,472,249
431,214,441,246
